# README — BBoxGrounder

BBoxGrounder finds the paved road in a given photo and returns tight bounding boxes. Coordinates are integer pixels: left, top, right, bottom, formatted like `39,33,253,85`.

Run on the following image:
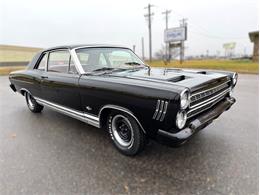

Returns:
0,74,258,195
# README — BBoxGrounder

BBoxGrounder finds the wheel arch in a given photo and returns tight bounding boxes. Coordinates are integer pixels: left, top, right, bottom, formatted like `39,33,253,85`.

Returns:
98,105,146,134
20,88,31,96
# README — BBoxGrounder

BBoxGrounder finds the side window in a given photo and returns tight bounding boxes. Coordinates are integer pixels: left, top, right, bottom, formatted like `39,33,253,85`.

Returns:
99,53,107,66
68,57,78,74
48,50,70,73
37,54,47,70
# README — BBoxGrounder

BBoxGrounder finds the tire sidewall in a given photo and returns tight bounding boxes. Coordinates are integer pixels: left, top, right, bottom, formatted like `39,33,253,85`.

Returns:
25,92,43,113
25,92,35,111
107,111,143,156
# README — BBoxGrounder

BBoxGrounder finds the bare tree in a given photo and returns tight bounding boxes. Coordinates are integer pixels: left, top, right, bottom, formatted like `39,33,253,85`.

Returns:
154,45,166,60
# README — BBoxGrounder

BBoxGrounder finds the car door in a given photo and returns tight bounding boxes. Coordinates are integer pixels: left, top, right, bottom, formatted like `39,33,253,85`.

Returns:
40,49,82,111
22,52,47,98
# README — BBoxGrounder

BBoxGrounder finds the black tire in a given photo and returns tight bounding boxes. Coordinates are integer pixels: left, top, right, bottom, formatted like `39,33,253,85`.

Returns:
107,111,146,156
25,92,44,113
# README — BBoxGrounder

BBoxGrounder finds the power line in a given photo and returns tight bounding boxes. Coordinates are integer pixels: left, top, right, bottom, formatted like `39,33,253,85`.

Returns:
144,4,154,62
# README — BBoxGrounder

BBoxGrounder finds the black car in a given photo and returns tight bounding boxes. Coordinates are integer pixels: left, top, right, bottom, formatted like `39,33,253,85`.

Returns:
9,45,237,156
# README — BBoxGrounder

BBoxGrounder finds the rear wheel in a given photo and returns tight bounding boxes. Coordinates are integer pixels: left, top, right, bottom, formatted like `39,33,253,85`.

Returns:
107,111,146,156
25,92,43,113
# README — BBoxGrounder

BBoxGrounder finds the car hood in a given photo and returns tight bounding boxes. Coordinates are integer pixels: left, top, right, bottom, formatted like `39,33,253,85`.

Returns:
102,67,231,93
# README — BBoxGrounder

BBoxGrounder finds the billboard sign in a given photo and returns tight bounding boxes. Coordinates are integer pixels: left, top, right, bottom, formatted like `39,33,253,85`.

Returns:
223,42,236,49
164,27,187,43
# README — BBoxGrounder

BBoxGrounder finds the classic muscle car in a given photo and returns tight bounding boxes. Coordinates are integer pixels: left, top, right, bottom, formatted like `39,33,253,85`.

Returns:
9,45,237,155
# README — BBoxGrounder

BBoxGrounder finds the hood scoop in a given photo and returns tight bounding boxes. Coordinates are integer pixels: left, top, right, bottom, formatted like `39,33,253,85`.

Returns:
197,71,207,74
167,75,187,82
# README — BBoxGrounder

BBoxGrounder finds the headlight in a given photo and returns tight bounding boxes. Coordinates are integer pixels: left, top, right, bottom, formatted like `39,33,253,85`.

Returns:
176,110,187,129
232,73,238,86
180,89,190,109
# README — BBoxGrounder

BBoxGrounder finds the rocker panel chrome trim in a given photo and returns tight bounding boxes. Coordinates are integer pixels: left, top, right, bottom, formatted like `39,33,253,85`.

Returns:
34,97,100,127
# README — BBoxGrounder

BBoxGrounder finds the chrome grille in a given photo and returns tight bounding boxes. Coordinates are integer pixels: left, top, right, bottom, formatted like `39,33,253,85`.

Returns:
153,100,169,121
188,81,231,118
190,82,228,107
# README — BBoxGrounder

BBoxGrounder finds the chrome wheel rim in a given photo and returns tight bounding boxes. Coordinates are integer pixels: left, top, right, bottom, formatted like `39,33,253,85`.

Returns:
26,93,35,109
111,115,134,147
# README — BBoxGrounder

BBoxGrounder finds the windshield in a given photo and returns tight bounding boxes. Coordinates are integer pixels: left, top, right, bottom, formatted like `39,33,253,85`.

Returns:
75,47,145,73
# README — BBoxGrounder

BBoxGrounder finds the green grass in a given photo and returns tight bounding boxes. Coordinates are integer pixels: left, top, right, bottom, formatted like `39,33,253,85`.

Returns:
0,59,258,75
147,59,259,74
0,44,258,75
0,44,42,62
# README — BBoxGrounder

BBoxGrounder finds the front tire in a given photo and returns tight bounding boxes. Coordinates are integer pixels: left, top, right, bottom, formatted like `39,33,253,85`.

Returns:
107,111,146,156
25,92,43,113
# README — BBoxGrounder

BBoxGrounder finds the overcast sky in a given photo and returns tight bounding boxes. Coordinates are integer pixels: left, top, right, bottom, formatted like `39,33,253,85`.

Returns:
0,0,258,57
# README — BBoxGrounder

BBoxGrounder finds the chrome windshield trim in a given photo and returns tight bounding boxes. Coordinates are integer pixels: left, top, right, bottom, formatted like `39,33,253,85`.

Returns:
190,88,230,109
70,49,85,74
190,80,230,98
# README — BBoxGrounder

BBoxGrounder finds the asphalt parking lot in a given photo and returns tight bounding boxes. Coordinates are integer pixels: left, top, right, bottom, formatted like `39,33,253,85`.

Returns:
0,74,258,195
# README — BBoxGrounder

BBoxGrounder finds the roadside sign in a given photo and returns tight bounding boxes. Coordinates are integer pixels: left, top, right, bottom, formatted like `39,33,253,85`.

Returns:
164,27,187,43
223,42,236,49
169,42,181,48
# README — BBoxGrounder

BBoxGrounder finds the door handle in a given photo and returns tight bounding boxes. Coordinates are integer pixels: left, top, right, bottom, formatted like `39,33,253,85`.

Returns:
41,76,48,79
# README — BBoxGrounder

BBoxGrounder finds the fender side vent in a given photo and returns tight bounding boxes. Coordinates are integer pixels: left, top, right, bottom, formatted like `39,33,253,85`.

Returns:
153,100,169,121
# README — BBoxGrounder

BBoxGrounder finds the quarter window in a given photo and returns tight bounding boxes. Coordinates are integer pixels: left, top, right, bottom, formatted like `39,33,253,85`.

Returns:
48,50,70,73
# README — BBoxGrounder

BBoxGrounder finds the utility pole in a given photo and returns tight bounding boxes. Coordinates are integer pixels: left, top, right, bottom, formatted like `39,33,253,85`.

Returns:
141,37,145,60
133,45,136,53
162,9,171,61
144,4,154,62
179,18,187,64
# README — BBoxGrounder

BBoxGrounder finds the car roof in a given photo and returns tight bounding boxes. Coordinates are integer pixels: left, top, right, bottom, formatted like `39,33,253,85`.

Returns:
43,44,130,52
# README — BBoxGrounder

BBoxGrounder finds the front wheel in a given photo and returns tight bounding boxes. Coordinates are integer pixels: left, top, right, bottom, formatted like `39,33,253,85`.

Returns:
107,111,146,156
25,92,43,113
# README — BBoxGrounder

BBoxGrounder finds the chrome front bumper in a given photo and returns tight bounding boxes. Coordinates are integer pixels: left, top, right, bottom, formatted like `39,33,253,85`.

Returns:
158,97,236,141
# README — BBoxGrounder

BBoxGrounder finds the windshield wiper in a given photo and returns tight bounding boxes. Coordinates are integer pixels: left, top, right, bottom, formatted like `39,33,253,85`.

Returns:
85,67,128,75
92,67,114,72
124,62,142,66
